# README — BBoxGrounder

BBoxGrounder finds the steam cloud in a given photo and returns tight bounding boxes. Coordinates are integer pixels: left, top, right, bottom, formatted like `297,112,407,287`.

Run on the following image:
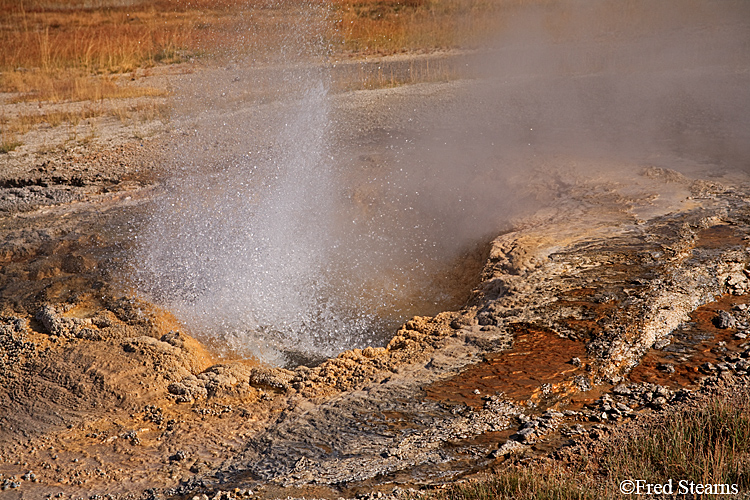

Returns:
134,0,750,365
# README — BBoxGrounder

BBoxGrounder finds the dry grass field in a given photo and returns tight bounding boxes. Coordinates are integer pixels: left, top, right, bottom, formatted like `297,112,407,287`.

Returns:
0,0,508,93
0,0,517,151
0,0,720,150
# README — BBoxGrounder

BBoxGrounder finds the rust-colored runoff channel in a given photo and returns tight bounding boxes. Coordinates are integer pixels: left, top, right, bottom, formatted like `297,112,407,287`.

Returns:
425,325,589,409
629,294,750,389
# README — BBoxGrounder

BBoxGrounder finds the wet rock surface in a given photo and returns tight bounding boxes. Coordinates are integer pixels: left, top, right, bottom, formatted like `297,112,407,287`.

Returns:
193,168,750,498
3,156,749,499
2,80,750,499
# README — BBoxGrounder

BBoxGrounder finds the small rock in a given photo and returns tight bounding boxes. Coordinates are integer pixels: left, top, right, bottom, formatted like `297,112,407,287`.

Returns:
726,352,741,362
657,363,675,374
616,402,633,414
735,332,748,340
653,338,671,349
520,420,538,430
574,375,591,392
716,362,732,372
700,362,717,373
490,439,525,458
655,385,672,398
570,357,582,367
613,383,632,396
650,396,668,409
714,310,736,329
570,424,586,434
515,427,537,442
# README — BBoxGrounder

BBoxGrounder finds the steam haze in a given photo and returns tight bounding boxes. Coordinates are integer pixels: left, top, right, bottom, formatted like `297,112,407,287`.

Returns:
465,0,750,170
134,0,750,365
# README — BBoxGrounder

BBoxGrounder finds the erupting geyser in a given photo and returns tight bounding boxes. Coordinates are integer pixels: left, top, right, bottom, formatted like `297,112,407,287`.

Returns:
131,1,502,365
133,0,750,366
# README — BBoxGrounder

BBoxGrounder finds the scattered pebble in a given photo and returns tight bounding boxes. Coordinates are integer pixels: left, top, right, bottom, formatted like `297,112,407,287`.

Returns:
714,310,736,329
657,362,675,374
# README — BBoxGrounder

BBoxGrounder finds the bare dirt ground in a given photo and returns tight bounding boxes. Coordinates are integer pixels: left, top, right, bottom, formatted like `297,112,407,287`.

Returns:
2,11,750,500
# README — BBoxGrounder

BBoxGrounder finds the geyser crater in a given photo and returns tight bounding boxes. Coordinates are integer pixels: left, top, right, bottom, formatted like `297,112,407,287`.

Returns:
132,73,500,367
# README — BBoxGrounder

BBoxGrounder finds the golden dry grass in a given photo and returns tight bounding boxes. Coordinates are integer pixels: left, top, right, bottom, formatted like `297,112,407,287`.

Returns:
0,0,519,77
4,71,167,103
0,0,536,142
0,132,22,153
0,0,245,103
0,1,222,74
332,56,461,92
328,0,506,56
